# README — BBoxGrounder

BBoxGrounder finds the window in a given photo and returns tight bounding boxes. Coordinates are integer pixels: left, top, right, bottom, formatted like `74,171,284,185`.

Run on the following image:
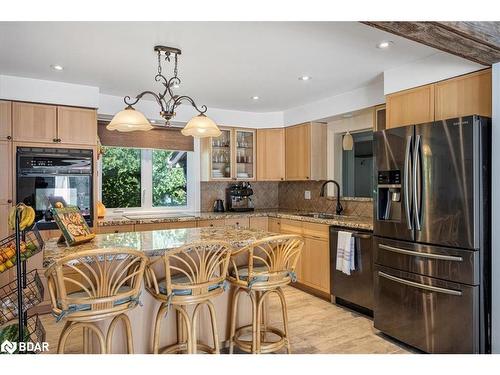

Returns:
100,146,192,211
341,131,374,198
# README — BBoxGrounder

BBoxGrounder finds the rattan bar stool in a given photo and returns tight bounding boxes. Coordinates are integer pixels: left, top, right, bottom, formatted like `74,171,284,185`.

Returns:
45,248,148,354
145,240,233,354
227,234,304,354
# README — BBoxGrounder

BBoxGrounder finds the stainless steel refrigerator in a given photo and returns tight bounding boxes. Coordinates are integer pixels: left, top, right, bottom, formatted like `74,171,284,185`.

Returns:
373,115,491,354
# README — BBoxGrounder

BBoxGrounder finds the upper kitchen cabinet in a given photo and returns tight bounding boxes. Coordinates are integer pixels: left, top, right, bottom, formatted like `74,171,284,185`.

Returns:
235,129,255,180
57,106,97,145
386,85,434,128
285,122,327,181
12,102,57,143
256,128,285,181
201,127,255,181
12,102,97,145
0,100,12,140
434,69,492,121
373,104,386,131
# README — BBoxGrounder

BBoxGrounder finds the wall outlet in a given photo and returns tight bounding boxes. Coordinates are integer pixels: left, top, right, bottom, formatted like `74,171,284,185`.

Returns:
304,190,311,200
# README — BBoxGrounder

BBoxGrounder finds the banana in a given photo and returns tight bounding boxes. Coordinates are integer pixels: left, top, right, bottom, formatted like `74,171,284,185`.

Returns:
8,204,35,230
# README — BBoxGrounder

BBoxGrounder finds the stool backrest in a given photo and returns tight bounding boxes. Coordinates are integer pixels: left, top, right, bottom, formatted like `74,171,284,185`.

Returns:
146,240,233,298
230,234,304,286
45,248,148,319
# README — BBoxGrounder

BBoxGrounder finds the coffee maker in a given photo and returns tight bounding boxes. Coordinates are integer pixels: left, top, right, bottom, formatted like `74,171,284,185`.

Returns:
226,182,254,212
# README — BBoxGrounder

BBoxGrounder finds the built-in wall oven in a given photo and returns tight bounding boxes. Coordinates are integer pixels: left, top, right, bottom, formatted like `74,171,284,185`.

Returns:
16,147,93,230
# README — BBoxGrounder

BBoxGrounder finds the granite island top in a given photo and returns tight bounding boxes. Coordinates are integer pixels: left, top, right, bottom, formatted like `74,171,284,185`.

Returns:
43,227,276,268
97,210,373,231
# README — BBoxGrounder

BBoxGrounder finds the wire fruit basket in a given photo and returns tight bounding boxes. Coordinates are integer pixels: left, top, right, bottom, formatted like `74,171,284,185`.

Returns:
0,270,44,325
0,227,44,274
0,314,46,354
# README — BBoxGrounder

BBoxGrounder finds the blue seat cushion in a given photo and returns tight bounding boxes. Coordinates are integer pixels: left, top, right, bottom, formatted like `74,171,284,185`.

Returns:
158,274,222,296
230,265,269,281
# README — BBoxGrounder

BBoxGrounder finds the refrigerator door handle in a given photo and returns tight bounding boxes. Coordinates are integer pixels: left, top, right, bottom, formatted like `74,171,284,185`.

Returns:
413,134,422,231
378,244,464,262
404,135,413,230
378,271,463,296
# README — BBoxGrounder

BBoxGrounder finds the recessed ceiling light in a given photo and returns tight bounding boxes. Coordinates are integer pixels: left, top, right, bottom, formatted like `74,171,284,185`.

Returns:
251,96,260,100
298,76,312,81
50,64,64,71
172,83,180,89
150,120,156,124
376,41,393,49
342,113,353,118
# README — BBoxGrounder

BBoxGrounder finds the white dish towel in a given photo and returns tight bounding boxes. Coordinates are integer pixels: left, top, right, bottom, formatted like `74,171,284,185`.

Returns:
336,231,355,275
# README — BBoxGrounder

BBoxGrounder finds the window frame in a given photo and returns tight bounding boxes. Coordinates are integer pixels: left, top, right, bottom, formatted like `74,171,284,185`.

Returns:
98,145,199,215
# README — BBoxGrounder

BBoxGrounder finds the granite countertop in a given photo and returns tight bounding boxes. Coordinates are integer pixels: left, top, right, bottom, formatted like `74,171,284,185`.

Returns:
97,210,373,231
43,227,276,268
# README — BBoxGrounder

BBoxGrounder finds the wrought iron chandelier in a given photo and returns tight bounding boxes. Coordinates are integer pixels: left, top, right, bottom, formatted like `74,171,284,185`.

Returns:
107,45,221,137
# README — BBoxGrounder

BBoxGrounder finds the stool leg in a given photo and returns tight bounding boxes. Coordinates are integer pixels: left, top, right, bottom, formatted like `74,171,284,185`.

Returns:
276,287,291,354
206,299,220,354
229,287,242,354
58,322,106,354
256,291,271,354
152,303,170,354
260,292,268,343
249,291,258,354
106,313,134,354
83,327,88,354
174,305,193,354
192,303,202,354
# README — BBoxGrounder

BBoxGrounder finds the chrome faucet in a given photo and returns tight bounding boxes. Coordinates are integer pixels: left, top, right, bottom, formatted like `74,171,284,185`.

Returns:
319,180,344,215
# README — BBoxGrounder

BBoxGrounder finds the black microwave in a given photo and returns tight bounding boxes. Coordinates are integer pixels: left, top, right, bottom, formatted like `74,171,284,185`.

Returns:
16,147,94,230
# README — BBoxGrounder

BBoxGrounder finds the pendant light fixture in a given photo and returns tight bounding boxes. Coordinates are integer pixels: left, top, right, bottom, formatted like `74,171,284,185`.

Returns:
108,45,221,138
342,131,354,151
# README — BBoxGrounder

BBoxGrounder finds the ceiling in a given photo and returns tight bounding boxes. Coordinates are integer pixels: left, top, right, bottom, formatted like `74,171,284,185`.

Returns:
0,22,440,112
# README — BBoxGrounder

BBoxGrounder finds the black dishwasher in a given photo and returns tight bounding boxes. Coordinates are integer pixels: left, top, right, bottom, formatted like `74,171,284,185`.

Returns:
329,226,373,314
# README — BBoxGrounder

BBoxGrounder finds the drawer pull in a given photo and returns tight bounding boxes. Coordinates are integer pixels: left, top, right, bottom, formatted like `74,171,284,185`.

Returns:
351,232,372,239
379,244,463,262
378,271,463,296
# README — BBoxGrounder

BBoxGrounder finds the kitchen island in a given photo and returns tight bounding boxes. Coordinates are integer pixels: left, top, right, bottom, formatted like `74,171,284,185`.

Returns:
43,226,276,353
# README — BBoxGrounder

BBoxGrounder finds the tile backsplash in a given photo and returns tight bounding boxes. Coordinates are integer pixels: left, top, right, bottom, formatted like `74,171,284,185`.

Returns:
201,180,373,218
200,181,280,211
278,181,373,218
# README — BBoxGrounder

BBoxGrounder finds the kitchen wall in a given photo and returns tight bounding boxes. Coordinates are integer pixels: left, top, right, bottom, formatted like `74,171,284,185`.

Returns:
201,180,372,218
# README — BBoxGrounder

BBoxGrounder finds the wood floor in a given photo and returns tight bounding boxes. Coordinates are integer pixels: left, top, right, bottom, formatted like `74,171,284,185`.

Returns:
39,287,412,354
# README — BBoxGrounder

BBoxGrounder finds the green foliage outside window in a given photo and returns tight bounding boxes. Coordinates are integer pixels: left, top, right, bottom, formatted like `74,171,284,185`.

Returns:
152,149,187,206
101,146,141,208
101,146,187,209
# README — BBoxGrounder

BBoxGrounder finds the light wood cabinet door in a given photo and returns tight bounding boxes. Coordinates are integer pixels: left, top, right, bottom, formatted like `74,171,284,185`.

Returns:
12,102,57,143
434,69,492,120
0,100,12,140
257,128,285,181
285,123,311,180
0,203,10,240
57,106,97,145
279,218,303,235
224,218,249,228
0,141,12,204
302,237,330,294
249,217,268,231
386,85,435,128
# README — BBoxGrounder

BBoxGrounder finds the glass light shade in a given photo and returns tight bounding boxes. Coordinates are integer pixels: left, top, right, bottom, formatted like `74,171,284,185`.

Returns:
107,107,153,132
181,114,221,138
342,131,354,151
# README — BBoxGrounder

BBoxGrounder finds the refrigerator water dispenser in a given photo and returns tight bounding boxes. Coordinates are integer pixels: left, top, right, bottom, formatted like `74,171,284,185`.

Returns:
377,170,401,221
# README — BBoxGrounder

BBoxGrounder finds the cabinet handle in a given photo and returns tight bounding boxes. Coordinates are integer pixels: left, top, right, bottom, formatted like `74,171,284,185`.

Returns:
7,199,12,204
210,224,214,227
57,138,62,143
6,136,12,140
53,138,58,142
306,176,310,179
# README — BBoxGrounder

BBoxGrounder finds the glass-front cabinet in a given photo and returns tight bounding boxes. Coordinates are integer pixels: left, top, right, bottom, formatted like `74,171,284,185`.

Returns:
201,127,256,181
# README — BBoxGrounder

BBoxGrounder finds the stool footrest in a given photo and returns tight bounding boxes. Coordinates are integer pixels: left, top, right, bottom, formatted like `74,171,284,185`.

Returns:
234,324,287,354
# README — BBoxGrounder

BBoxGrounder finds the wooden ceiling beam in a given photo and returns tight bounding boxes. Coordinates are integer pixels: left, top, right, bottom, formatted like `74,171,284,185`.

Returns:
362,21,500,66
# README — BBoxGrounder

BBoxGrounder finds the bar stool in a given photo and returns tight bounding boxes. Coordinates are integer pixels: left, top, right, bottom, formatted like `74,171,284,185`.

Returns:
227,234,304,354
45,248,148,354
145,240,233,354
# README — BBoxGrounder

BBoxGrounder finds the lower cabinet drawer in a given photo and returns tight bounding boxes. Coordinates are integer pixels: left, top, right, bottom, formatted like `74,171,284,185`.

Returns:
224,218,250,228
197,219,225,228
